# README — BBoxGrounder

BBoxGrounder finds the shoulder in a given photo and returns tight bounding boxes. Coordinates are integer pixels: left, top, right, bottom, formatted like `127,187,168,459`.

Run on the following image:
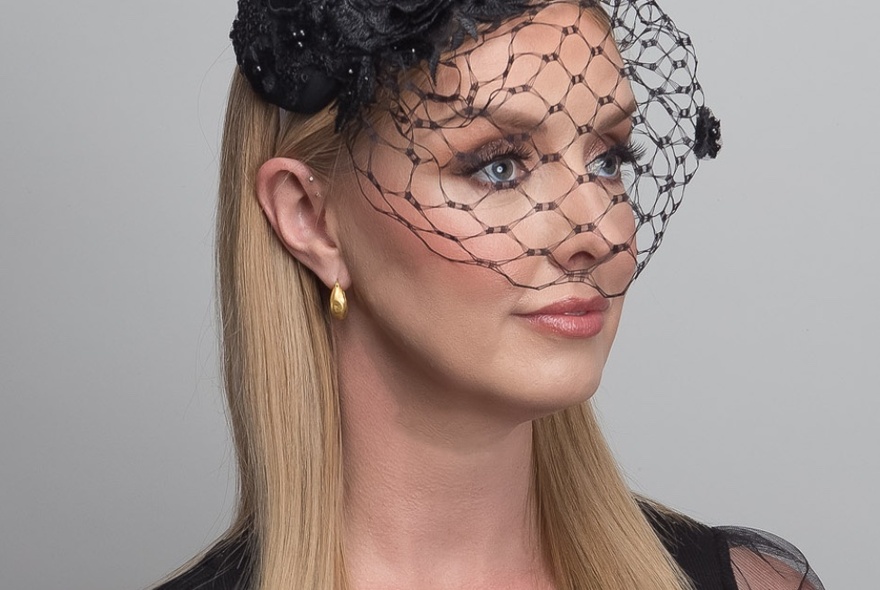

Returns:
641,501,738,590
151,534,252,590
716,526,825,590
640,500,825,590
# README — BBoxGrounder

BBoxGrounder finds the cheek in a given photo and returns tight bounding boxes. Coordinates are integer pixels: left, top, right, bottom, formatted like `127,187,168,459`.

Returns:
341,208,525,398
338,174,514,318
345,154,532,273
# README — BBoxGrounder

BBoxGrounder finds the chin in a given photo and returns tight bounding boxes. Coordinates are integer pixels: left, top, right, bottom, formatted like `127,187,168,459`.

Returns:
495,371,604,423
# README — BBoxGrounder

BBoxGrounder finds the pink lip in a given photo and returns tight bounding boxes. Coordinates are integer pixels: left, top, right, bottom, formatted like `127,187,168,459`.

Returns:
515,297,610,339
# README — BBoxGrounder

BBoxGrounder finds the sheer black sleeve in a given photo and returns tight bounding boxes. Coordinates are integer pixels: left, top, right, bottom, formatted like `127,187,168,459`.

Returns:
716,526,825,590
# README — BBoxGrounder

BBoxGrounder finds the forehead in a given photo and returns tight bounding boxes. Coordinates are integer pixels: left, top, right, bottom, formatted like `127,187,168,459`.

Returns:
392,2,635,131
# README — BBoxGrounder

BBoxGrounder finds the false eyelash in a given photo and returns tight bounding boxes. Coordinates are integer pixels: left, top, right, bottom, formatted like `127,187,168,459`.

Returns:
601,139,647,166
456,139,535,177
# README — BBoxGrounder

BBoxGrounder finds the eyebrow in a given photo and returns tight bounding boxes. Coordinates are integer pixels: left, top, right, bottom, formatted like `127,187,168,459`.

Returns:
433,95,638,135
593,99,637,133
434,104,544,134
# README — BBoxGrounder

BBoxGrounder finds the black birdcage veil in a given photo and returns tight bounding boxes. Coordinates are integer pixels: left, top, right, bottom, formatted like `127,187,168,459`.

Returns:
231,0,721,296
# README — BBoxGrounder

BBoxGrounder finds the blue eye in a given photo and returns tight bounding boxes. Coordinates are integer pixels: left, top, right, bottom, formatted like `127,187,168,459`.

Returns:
588,153,623,179
478,158,523,184
588,142,645,180
459,140,534,189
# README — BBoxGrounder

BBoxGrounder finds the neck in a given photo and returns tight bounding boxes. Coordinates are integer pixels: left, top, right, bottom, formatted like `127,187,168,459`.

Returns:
336,328,552,590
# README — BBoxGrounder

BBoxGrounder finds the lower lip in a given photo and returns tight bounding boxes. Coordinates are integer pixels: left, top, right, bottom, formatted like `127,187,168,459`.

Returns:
517,312,605,339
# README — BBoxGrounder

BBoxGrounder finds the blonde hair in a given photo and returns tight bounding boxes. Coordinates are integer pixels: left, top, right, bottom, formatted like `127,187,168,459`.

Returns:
193,3,701,589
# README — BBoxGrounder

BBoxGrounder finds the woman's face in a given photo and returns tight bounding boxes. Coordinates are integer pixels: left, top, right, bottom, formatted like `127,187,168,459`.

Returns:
332,3,637,419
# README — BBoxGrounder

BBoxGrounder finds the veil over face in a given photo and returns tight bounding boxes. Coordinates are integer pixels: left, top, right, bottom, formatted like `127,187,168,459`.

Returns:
232,0,721,296
347,3,640,296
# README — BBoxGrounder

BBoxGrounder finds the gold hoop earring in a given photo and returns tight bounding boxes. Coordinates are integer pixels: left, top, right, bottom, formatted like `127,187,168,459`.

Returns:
330,282,348,320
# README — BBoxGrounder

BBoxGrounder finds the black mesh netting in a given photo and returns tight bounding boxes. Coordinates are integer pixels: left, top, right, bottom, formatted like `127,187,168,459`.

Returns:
341,1,718,296
232,0,721,296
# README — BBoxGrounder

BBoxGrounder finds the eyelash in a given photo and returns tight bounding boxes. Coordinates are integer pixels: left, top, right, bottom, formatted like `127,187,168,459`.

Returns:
459,141,535,189
460,140,646,190
589,140,647,180
604,141,646,169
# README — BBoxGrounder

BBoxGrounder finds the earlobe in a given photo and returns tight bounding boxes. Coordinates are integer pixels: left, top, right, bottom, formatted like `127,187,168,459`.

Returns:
255,158,349,289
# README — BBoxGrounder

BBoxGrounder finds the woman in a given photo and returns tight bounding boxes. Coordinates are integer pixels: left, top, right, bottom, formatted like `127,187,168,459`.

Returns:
156,0,821,588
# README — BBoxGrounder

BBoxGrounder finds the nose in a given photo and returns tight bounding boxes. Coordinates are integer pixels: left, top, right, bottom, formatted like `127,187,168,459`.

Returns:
549,176,636,281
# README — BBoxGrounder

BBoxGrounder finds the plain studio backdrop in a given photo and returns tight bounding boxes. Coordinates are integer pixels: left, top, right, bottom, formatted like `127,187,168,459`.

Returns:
1,1,876,588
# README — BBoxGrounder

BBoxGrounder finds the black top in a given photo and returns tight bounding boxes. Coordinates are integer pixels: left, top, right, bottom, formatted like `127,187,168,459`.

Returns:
154,505,824,590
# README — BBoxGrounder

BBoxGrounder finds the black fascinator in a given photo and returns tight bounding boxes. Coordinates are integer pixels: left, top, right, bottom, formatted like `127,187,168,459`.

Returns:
231,0,533,127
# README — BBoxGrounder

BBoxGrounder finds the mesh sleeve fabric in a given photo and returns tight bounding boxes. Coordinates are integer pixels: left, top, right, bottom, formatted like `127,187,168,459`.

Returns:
716,526,825,590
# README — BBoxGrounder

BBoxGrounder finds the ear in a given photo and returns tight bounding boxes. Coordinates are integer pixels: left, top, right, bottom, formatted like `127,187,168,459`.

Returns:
255,158,350,289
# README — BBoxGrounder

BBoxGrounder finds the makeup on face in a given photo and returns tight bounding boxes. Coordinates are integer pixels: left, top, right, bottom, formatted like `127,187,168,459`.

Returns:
347,5,642,296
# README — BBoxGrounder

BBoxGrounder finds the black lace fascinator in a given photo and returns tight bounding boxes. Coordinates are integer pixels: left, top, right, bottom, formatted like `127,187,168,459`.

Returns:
231,0,722,295
231,0,535,125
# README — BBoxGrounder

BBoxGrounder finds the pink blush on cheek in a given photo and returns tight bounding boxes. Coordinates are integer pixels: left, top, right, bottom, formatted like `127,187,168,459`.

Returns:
363,203,514,296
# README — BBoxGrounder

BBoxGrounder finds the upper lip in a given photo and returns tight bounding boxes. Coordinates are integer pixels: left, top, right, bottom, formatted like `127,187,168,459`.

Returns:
517,296,611,316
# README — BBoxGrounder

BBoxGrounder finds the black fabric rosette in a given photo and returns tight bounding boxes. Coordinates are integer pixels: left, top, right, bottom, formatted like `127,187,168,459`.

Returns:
231,0,530,128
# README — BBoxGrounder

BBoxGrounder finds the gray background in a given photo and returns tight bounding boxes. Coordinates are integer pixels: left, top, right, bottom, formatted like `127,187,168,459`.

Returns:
1,1,876,588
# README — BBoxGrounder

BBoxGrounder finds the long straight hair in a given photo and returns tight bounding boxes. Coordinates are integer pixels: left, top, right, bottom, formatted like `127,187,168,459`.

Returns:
212,6,698,589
